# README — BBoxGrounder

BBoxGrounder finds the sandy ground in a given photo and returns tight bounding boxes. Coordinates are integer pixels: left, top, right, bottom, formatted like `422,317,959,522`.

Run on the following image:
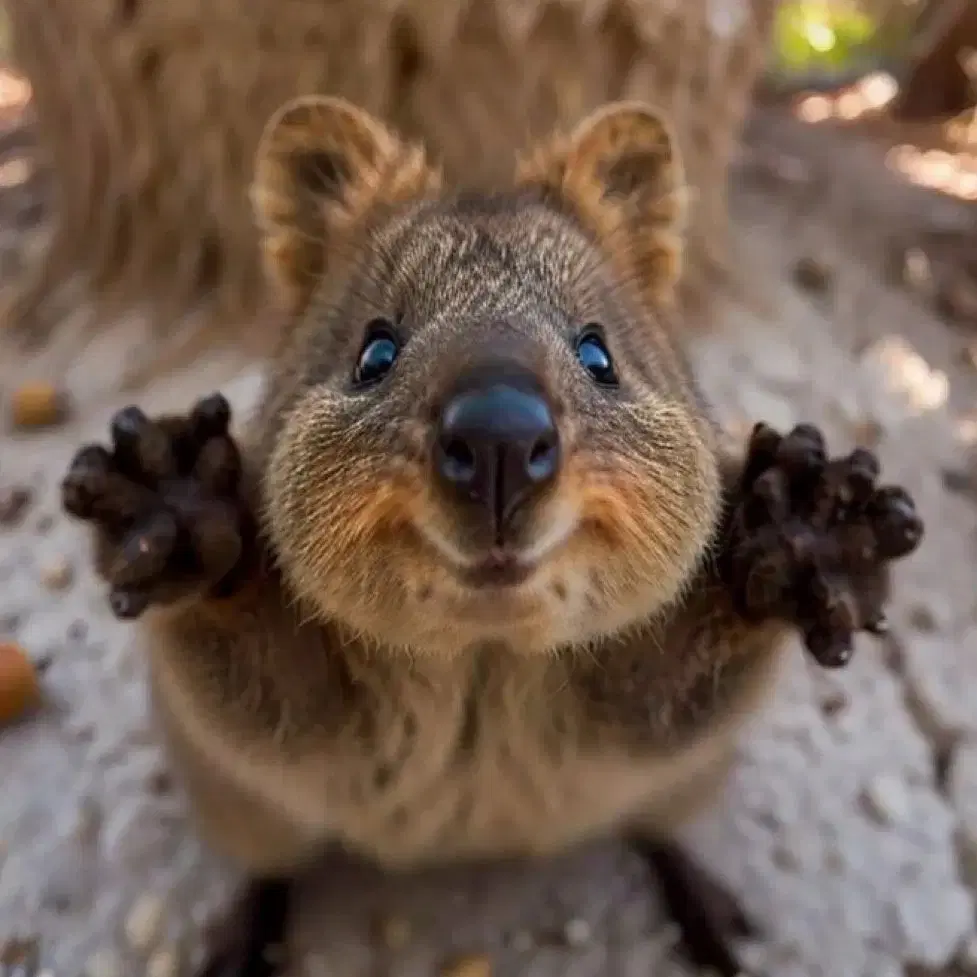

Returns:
1,108,977,977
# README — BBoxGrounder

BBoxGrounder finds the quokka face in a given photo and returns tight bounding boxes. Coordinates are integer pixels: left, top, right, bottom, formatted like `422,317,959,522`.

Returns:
253,96,721,657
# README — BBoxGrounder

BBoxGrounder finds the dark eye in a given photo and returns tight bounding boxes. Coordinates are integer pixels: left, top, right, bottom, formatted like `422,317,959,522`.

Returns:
576,328,618,387
353,319,400,387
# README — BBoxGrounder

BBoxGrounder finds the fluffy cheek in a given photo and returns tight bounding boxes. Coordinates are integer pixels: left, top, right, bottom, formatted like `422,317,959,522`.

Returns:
556,398,722,632
263,392,720,656
263,392,427,635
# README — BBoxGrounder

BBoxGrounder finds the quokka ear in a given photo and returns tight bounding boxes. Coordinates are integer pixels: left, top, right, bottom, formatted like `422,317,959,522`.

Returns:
251,95,440,311
516,101,688,302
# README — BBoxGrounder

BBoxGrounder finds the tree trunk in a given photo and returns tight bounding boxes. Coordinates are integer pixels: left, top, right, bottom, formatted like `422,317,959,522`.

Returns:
894,0,977,121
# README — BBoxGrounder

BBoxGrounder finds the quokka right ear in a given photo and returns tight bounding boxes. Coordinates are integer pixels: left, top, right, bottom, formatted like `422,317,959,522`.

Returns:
516,101,688,305
251,95,440,312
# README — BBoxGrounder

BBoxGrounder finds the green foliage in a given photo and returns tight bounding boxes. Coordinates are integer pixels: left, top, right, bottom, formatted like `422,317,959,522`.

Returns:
772,0,883,71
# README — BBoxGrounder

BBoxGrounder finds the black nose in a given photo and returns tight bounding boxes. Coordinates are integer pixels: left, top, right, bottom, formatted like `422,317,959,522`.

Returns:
435,365,560,525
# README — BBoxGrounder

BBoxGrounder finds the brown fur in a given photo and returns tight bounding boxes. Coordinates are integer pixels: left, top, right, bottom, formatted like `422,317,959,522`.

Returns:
119,97,793,879
6,0,781,377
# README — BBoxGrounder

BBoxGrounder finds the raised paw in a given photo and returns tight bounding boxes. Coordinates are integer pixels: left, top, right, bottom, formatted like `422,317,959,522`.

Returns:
61,393,253,619
723,422,924,668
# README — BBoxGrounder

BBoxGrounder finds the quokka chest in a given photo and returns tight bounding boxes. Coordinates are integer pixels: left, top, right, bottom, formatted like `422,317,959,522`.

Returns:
325,661,732,866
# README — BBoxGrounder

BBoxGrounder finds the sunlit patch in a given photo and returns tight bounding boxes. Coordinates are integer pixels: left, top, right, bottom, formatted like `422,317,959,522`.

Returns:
797,94,833,124
955,415,977,446
794,72,899,125
0,66,31,118
886,144,977,202
859,335,949,415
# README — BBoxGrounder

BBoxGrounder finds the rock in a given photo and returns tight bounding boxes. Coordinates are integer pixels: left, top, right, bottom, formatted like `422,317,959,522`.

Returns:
907,603,942,633
0,641,40,725
40,558,74,592
860,775,911,826
562,918,592,947
0,486,32,526
793,256,834,296
145,947,180,977
125,893,166,953
9,383,70,430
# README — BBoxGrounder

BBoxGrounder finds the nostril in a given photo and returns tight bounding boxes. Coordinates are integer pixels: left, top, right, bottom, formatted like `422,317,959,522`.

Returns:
440,437,477,484
527,435,559,483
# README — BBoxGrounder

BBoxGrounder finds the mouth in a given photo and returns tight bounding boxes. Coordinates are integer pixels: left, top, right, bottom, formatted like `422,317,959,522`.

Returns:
456,549,537,588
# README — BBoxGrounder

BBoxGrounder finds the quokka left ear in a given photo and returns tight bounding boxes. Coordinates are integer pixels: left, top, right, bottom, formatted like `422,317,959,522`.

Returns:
251,95,440,312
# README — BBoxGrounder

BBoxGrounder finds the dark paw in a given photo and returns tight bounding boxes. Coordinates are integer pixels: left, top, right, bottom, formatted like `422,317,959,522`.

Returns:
61,393,253,619
724,422,924,668
197,879,292,977
636,841,758,977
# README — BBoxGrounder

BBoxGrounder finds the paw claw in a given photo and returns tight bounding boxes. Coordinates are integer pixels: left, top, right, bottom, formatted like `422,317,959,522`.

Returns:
110,403,150,438
806,627,854,668
846,447,880,497
111,511,180,586
742,467,789,528
110,404,178,481
191,393,232,441
61,445,113,518
864,614,888,635
194,435,242,497
869,486,924,560
742,422,784,488
726,422,922,671
109,588,151,620
777,423,827,479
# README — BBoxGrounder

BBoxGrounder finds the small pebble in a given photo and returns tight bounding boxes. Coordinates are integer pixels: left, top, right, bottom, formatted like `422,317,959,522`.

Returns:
943,466,977,502
85,948,122,977
772,845,801,872
125,893,165,953
0,641,40,725
850,418,883,449
908,603,939,633
823,848,846,874
861,774,910,826
1,936,40,971
0,486,32,526
441,954,492,977
792,255,834,295
66,619,89,642
145,947,180,977
9,383,70,430
147,767,173,795
819,691,849,719
562,918,592,947
40,558,74,592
